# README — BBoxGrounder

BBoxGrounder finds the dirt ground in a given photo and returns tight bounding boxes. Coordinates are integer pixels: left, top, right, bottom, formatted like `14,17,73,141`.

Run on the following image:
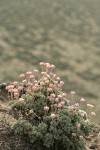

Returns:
0,83,100,150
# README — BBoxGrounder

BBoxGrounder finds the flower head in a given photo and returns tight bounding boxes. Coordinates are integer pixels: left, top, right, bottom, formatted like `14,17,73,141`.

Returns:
87,104,95,108
22,79,27,85
44,106,49,111
76,123,81,129
29,75,35,79
57,103,63,109
26,71,32,76
74,103,79,107
70,91,76,95
14,92,19,97
60,101,65,106
50,64,55,69
18,98,25,103
68,105,74,111
50,113,56,118
91,112,96,116
34,69,39,73
39,62,45,66
13,81,18,86
72,133,76,137
29,109,34,114
19,74,25,78
80,98,85,102
18,86,23,91
62,93,67,97
13,88,19,93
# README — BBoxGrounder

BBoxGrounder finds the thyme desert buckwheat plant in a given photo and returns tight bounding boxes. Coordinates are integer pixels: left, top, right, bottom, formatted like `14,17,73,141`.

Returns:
6,62,95,150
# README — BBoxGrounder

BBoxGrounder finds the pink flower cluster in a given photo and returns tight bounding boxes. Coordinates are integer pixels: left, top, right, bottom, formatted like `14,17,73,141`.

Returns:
6,62,96,122
6,63,67,110
6,82,23,99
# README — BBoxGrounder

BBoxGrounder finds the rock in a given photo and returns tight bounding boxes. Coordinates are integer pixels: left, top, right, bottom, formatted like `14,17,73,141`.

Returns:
97,132,100,143
90,144,97,149
0,83,10,101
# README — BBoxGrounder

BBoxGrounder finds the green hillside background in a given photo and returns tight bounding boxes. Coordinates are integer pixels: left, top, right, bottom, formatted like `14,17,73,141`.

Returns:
0,0,100,122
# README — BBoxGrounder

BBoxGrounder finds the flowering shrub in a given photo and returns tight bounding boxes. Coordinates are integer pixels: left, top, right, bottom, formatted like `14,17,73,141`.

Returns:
6,62,95,150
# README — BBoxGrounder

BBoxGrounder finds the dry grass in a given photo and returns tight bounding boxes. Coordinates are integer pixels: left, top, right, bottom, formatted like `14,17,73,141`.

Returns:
0,0,100,122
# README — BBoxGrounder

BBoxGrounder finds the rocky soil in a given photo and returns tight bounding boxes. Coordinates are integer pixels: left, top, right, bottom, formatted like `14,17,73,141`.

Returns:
0,83,100,150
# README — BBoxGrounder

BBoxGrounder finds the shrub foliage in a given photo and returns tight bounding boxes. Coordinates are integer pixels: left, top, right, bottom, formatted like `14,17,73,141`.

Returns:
6,62,93,150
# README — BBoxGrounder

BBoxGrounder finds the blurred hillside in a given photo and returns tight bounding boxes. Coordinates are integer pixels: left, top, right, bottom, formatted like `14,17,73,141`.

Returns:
0,0,100,122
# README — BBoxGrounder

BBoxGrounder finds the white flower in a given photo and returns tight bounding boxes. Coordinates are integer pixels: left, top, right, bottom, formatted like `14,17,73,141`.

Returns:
87,104,94,108
50,113,56,118
91,112,96,116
